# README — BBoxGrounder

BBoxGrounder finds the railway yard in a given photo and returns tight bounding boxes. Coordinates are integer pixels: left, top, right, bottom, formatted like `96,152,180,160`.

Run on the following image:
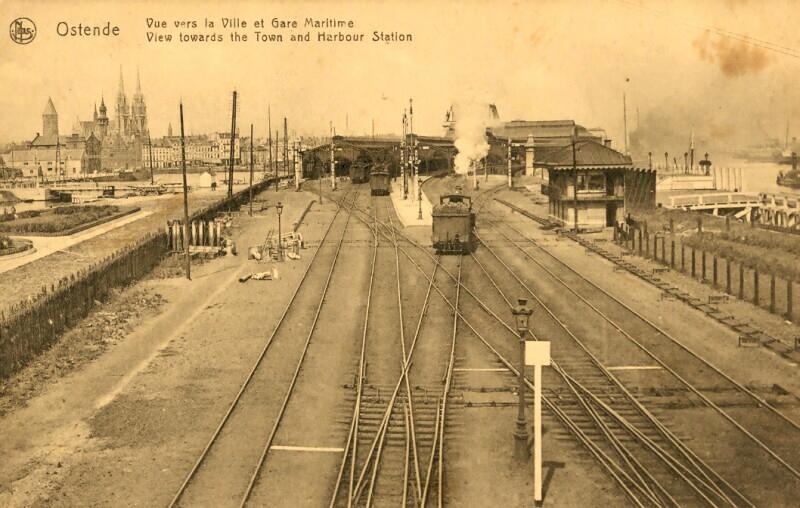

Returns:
1,175,800,507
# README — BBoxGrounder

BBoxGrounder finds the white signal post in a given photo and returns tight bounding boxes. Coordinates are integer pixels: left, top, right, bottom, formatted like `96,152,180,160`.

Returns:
525,340,551,505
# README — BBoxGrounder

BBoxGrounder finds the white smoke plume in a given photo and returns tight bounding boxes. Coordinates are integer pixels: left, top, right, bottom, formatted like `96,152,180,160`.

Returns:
452,102,500,175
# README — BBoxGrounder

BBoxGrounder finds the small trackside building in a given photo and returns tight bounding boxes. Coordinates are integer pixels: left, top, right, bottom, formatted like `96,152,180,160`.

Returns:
539,140,637,231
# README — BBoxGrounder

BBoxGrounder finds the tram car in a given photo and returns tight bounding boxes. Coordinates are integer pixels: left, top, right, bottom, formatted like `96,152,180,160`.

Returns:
369,169,391,196
350,162,369,184
432,193,475,254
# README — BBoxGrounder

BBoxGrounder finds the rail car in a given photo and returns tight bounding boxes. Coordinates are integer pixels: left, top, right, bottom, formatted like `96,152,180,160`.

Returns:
350,162,369,184
370,170,391,196
432,193,475,254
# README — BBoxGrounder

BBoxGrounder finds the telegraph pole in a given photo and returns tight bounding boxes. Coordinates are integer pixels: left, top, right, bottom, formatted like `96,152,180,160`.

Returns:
409,98,416,200
573,127,578,232
227,90,237,198
179,101,191,280
275,129,279,190
148,134,154,185
402,109,408,199
249,123,254,216
330,123,337,190
268,105,275,191
283,117,288,180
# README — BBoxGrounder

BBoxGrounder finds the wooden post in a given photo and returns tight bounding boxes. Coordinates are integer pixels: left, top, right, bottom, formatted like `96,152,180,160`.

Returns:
754,269,759,306
712,256,718,286
661,236,666,265
701,250,706,281
670,240,675,268
691,248,696,278
697,217,702,233
681,243,685,272
726,260,731,295
770,275,776,314
788,281,794,322
179,102,191,280
739,264,744,300
638,228,643,256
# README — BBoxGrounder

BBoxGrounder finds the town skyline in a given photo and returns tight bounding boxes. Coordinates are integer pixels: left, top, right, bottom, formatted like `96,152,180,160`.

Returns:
2,0,800,156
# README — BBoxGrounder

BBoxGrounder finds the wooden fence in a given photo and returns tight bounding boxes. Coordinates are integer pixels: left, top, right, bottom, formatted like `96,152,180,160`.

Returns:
0,232,167,379
0,176,279,380
617,226,798,323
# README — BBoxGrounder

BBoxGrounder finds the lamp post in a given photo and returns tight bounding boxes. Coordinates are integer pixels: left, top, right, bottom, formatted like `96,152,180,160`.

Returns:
276,201,284,261
512,298,533,460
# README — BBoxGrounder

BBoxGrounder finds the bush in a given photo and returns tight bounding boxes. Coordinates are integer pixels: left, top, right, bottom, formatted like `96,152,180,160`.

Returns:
17,210,41,219
0,235,11,249
0,205,124,234
53,205,118,216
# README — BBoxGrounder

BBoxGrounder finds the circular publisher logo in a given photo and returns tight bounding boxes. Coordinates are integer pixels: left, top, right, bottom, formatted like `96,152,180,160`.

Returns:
10,18,36,44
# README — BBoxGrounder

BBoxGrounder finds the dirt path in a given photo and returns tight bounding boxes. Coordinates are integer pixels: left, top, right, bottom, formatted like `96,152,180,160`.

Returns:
0,189,320,507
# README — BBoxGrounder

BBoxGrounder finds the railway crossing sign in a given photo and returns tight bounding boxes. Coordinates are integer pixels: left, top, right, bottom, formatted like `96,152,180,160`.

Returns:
525,340,551,505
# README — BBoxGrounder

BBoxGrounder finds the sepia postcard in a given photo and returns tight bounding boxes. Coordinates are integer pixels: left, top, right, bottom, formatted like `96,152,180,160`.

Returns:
1,1,799,506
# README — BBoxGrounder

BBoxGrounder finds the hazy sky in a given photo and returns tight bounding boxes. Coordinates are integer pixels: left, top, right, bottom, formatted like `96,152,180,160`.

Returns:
1,0,799,155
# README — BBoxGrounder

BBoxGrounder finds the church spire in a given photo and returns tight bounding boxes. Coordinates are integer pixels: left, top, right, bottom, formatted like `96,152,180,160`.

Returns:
136,66,142,95
118,65,125,96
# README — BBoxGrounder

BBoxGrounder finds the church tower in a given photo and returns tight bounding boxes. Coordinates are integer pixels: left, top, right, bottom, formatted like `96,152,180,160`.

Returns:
130,67,148,137
115,66,130,137
43,97,59,138
97,96,109,139
167,123,173,137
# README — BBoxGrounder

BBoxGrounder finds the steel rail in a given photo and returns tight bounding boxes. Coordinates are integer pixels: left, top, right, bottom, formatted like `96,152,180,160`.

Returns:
472,232,742,506
385,201,423,504
467,252,688,507
421,397,442,507
239,190,361,507
167,189,352,508
329,195,379,508
322,196,649,506
365,222,649,507
323,188,721,505
494,199,800,434
420,257,462,507
439,257,461,508
482,212,800,481
349,262,439,506
468,251,669,505
468,233,748,508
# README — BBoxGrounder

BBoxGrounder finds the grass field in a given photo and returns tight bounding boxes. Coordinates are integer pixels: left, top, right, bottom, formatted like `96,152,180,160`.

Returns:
0,205,124,234
631,207,800,280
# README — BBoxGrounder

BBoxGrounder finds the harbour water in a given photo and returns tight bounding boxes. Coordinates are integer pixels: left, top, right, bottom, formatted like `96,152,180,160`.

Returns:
734,161,800,196
1,170,274,212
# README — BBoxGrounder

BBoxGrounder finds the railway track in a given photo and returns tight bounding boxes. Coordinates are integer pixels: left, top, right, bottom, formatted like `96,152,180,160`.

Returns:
325,190,677,504
168,190,360,507
474,200,800,504
327,194,464,507
469,230,749,506
327,184,800,506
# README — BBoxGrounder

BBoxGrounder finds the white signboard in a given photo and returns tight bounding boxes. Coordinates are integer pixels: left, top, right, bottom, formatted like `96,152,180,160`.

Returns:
525,341,551,366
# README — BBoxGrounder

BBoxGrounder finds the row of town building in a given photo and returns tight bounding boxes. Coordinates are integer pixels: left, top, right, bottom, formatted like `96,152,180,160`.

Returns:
0,68,149,179
302,105,654,230
141,128,323,169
